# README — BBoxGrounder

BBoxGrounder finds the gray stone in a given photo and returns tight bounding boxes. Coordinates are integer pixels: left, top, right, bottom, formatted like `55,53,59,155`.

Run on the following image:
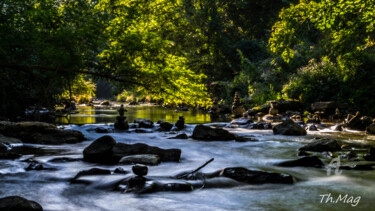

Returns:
276,156,324,167
192,124,236,141
112,143,181,162
0,196,42,211
119,154,161,165
299,139,341,152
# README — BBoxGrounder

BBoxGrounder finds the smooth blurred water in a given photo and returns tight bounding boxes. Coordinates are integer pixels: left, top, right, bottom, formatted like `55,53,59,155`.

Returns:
2,111,375,210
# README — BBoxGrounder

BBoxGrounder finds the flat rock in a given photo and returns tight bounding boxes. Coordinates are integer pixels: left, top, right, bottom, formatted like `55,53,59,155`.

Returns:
0,196,43,211
192,124,236,141
119,154,161,165
276,156,324,168
112,143,181,162
72,168,111,181
0,152,22,159
299,139,341,152
0,121,84,145
220,167,293,184
168,133,188,139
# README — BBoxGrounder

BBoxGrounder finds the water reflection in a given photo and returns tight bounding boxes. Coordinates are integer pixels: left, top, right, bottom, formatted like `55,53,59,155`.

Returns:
56,106,230,124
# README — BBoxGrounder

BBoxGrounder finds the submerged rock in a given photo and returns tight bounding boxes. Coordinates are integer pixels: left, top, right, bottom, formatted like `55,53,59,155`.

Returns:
87,127,110,133
112,143,181,162
219,167,293,184
168,133,188,139
299,139,341,152
298,151,311,156
48,157,82,163
0,134,22,146
119,154,161,165
0,152,22,159
306,124,318,131
128,176,147,189
136,119,154,128
0,196,43,211
234,136,258,142
276,156,324,168
72,168,111,181
114,167,128,174
0,121,84,145
364,147,375,161
339,164,374,171
366,124,375,134
272,119,307,136
192,124,236,141
0,143,7,152
83,135,117,163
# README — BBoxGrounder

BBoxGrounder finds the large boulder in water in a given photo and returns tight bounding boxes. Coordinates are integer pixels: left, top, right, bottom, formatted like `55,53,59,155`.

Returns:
299,139,341,152
192,124,236,141
219,167,293,184
0,196,43,211
83,135,117,163
0,121,84,145
345,112,372,131
272,119,306,136
276,156,324,168
311,101,338,116
112,143,181,162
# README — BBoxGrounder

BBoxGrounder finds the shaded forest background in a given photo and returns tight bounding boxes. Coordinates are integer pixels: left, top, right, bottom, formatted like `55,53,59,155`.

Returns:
1,0,375,119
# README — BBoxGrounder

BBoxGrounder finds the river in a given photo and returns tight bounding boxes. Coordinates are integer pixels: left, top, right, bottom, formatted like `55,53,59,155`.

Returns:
1,106,374,210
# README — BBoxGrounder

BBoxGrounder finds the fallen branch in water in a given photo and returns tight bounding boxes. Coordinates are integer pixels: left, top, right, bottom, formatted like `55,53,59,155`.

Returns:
176,158,214,179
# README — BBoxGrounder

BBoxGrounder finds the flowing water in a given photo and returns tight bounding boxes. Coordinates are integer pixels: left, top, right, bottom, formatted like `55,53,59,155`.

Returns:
1,106,375,211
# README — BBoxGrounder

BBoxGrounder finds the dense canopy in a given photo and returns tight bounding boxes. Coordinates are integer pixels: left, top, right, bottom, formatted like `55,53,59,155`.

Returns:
1,0,375,118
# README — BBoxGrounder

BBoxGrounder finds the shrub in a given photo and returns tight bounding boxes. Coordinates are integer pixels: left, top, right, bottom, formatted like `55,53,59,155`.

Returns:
282,58,348,106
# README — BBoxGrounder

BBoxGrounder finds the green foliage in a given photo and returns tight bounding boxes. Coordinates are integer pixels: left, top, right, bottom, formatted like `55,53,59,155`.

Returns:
0,0,105,117
283,58,347,104
59,75,96,103
96,0,210,107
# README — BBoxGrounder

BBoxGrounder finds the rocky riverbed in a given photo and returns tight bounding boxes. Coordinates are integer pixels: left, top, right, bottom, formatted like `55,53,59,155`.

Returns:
0,120,375,210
